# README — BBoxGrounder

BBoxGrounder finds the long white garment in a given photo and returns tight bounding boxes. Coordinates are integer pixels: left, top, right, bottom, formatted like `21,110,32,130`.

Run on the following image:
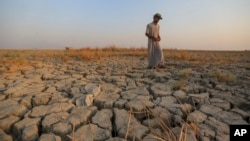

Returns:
146,23,164,67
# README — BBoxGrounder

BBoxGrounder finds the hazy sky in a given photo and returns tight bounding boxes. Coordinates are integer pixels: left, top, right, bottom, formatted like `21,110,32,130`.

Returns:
0,0,250,50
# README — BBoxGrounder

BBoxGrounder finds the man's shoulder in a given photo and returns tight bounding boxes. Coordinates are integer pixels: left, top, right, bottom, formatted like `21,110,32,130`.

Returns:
147,23,159,27
147,23,153,26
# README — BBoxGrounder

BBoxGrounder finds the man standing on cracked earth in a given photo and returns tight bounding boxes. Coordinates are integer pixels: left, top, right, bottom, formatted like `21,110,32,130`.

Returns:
145,13,165,69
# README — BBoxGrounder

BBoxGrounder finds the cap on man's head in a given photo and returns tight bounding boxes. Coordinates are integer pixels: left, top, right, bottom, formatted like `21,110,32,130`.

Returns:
154,13,162,19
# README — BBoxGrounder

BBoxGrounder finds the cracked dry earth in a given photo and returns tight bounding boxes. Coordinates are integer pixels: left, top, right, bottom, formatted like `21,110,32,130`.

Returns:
0,56,249,141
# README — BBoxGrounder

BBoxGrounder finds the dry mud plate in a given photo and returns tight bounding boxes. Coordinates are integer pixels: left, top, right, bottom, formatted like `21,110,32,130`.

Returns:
0,56,249,141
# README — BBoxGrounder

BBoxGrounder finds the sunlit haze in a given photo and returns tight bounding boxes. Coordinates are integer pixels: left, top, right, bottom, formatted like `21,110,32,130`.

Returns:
1,0,250,50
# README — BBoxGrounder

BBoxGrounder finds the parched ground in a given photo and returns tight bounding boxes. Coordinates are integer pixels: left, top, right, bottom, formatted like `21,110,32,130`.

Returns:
0,56,249,141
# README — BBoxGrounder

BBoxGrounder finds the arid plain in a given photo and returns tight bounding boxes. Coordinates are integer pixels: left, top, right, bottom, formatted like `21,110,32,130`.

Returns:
0,47,249,141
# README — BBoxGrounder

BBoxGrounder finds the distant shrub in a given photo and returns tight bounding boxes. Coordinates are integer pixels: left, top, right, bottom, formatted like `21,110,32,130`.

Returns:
61,56,72,62
79,50,95,60
3,52,22,59
95,48,104,59
180,50,190,60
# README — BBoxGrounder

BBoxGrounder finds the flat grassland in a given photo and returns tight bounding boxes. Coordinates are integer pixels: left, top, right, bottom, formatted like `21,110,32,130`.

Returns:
1,47,249,73
0,47,249,141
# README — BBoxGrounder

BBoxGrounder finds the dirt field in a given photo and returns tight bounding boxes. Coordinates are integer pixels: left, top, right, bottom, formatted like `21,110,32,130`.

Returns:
0,48,249,141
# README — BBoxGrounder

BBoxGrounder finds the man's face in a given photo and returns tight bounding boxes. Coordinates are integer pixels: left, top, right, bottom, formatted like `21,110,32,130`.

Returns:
153,17,160,23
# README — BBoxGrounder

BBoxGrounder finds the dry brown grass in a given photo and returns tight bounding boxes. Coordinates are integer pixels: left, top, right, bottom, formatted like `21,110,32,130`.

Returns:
1,47,248,63
172,80,186,91
212,70,237,83
0,59,34,73
125,107,198,141
178,69,191,79
66,107,198,141
1,47,249,74
171,69,191,91
163,49,249,63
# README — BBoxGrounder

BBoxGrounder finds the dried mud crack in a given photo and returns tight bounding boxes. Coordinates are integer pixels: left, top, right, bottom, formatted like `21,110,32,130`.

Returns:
0,56,249,141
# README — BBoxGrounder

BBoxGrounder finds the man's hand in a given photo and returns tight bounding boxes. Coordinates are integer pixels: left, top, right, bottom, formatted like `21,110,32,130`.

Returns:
153,37,161,41
157,35,161,41
146,33,161,41
153,37,159,41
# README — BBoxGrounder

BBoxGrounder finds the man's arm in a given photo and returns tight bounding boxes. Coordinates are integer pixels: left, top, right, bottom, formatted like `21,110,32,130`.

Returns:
145,24,152,38
146,33,158,41
157,25,161,41
145,24,155,39
145,24,158,41
145,33,153,39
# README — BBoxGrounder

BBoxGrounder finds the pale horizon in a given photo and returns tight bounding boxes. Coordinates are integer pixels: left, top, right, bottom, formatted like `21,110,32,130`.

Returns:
1,0,250,51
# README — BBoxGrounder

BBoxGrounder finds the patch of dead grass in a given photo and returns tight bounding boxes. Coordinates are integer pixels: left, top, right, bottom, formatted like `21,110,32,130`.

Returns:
212,70,237,83
172,80,186,91
1,47,249,74
179,69,191,79
127,107,198,141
